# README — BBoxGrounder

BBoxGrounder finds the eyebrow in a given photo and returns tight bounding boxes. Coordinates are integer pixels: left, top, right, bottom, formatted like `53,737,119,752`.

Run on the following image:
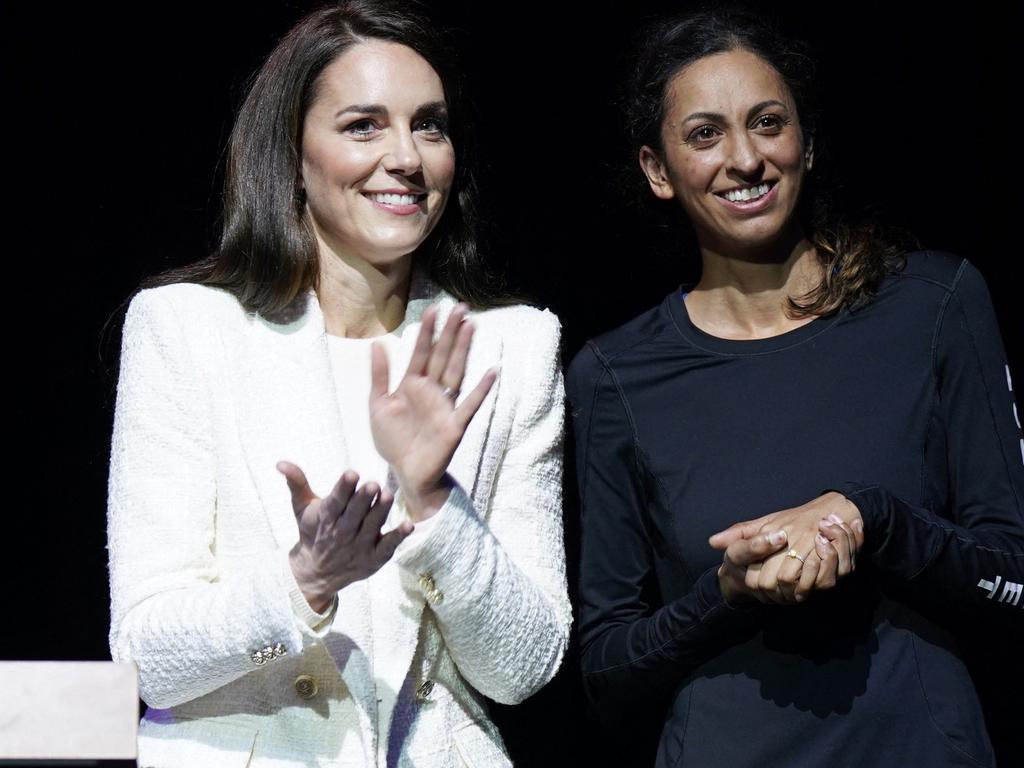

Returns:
413,101,448,118
680,100,791,126
335,101,449,120
335,104,387,119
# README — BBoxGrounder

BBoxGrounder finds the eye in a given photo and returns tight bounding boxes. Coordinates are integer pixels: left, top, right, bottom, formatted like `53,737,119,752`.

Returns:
752,114,788,134
415,116,448,138
344,118,379,137
685,124,722,147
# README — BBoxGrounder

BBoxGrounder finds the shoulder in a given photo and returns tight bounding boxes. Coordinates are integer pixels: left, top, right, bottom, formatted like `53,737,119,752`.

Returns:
880,251,996,321
470,303,562,368
893,250,977,293
468,304,562,407
469,302,561,343
119,285,255,369
127,283,247,329
566,297,670,394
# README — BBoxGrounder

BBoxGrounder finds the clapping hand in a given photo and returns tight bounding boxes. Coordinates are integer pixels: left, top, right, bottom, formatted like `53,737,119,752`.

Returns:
281,463,412,613
369,304,498,521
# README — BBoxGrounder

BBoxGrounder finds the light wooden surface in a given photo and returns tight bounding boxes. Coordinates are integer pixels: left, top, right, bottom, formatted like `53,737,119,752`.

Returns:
0,661,138,759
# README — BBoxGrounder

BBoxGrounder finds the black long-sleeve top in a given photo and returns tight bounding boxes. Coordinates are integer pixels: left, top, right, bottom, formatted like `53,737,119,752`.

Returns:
567,253,1024,768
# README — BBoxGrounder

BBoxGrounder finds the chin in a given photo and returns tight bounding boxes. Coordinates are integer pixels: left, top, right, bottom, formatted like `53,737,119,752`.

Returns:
715,217,803,256
360,233,430,260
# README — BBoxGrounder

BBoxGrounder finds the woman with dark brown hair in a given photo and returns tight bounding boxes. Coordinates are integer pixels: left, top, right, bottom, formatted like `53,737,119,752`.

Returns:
568,7,1023,767
106,3,570,766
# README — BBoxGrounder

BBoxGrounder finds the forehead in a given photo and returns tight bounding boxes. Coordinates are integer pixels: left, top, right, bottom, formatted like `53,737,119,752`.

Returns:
663,48,794,118
312,39,446,108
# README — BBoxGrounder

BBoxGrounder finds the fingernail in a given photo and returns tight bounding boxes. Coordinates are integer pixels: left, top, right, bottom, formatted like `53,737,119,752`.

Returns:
795,593,805,603
816,533,829,547
828,514,844,524
852,519,864,535
768,530,787,546
820,518,834,527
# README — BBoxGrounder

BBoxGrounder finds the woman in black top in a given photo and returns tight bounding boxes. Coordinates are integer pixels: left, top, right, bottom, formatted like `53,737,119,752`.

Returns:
567,8,1023,767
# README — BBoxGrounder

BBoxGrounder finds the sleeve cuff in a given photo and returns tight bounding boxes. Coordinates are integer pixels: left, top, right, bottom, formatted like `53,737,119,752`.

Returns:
822,482,889,557
280,550,337,635
393,499,448,557
692,565,759,616
394,483,487,607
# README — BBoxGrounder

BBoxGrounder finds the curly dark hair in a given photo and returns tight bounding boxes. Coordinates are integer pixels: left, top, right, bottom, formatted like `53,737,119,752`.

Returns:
144,0,505,316
625,4,904,316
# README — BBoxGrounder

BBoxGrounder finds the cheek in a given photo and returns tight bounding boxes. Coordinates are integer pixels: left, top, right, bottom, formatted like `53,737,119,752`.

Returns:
672,154,716,199
301,141,374,191
427,147,456,192
772,137,806,172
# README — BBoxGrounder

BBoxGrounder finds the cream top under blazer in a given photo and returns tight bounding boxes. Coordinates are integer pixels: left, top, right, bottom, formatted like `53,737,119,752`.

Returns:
107,277,571,768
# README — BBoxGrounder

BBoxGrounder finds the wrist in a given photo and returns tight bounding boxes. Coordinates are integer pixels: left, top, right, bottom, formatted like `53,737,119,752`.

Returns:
398,473,454,522
288,546,336,613
717,564,752,607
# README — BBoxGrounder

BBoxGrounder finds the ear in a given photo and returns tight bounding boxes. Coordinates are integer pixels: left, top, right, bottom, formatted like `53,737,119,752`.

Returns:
803,134,814,171
639,145,676,200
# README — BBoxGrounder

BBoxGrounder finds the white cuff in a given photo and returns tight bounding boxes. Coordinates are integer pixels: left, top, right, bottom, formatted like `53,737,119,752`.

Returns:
280,550,337,634
393,500,448,557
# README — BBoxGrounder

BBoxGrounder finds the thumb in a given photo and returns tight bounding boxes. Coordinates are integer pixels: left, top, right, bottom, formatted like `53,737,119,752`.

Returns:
277,461,316,516
709,518,765,550
750,528,789,557
724,529,788,567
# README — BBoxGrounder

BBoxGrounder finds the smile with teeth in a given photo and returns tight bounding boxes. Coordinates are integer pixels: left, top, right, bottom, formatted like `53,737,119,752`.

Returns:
366,192,424,206
719,182,773,203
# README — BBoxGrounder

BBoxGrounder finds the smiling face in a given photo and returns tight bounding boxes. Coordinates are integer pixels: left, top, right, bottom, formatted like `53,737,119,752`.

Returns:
639,48,812,257
300,39,455,269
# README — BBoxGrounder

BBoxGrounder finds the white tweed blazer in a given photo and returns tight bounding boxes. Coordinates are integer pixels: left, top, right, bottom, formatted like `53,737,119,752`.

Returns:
107,278,571,768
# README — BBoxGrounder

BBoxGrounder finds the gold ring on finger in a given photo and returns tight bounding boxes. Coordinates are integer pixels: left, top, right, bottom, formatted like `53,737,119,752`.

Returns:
786,548,806,564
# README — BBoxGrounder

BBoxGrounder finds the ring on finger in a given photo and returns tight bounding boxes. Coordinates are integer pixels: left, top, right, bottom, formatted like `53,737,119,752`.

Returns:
786,548,806,564
441,386,459,401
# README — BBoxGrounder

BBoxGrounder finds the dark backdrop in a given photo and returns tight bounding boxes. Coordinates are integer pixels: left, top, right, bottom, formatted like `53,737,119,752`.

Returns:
8,1,1021,765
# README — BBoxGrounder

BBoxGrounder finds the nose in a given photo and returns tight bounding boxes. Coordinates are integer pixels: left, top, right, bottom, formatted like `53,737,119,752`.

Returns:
382,128,422,176
726,132,763,178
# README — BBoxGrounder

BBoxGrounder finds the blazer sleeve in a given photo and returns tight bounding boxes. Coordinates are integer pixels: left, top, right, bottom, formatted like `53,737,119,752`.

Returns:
836,260,1024,620
394,308,572,705
107,289,331,709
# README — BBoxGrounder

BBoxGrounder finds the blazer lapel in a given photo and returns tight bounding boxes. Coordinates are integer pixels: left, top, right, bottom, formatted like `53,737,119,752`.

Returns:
224,292,350,552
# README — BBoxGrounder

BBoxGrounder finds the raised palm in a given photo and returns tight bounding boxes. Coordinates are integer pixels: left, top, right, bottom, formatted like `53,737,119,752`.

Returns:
370,304,496,517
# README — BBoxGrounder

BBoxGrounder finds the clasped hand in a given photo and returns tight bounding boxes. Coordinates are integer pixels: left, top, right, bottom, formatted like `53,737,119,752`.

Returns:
282,304,496,612
709,492,865,605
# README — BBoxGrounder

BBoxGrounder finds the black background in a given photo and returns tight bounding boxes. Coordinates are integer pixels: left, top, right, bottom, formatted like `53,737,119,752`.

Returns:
8,1,1021,765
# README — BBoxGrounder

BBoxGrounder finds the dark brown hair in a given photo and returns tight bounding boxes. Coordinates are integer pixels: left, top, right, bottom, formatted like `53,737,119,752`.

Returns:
625,5,904,316
145,0,504,317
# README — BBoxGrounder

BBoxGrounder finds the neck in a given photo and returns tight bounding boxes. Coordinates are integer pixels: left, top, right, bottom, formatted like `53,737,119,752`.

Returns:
316,241,412,339
687,232,823,340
